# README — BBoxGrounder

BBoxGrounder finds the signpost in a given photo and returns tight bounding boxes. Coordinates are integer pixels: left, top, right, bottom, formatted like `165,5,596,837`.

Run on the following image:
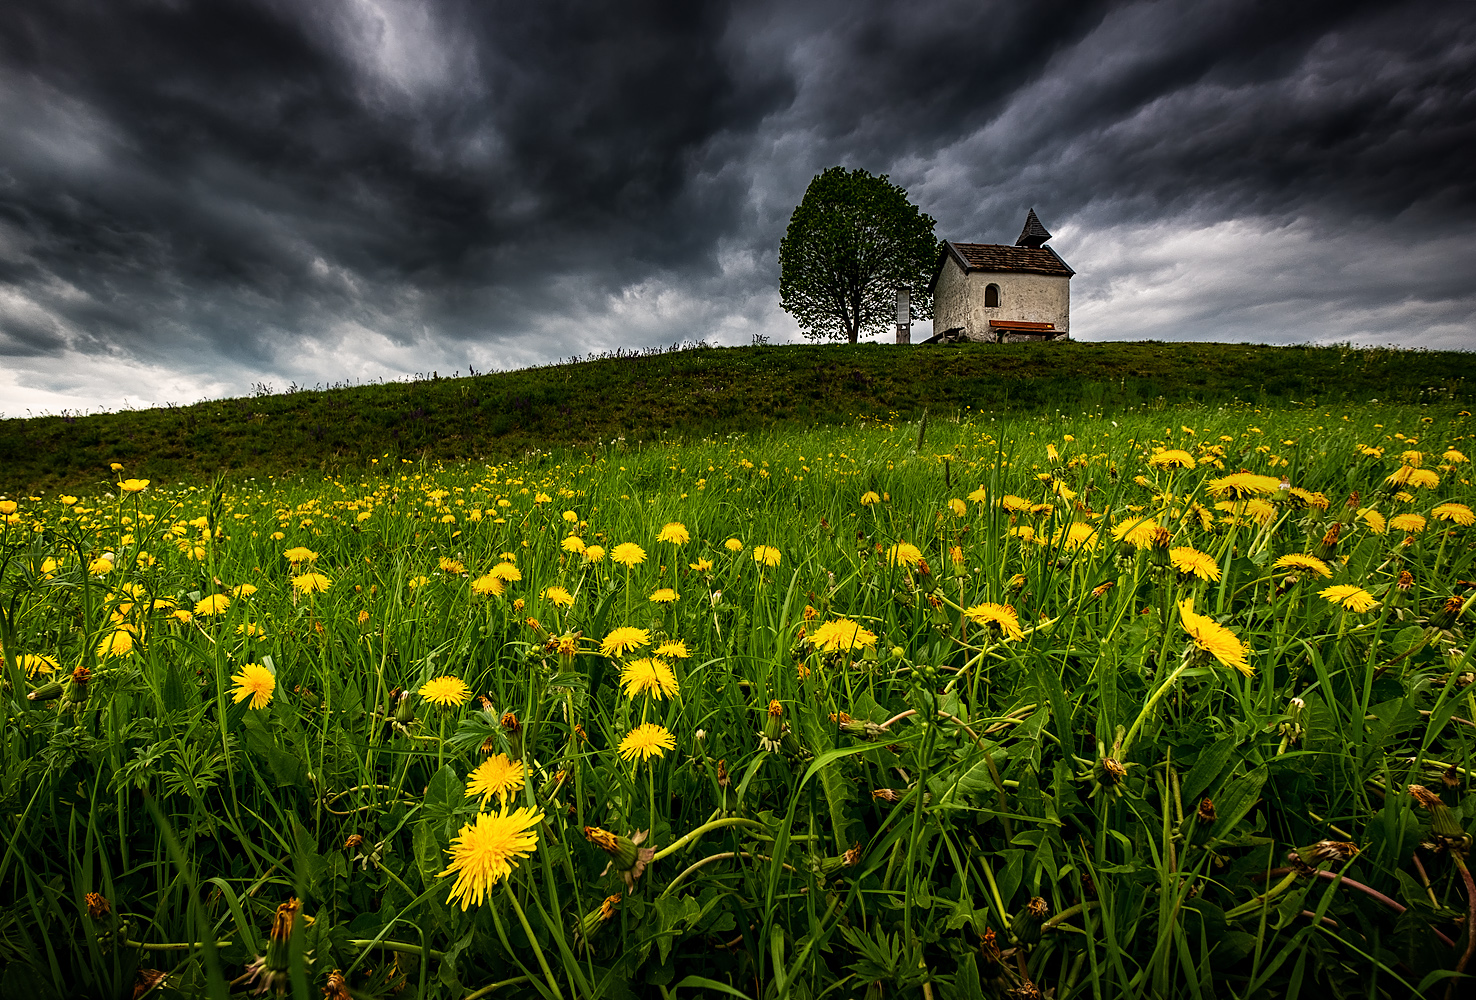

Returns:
895,288,911,345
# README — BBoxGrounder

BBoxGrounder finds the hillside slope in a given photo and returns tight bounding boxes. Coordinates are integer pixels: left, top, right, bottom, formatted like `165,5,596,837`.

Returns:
2,341,1471,493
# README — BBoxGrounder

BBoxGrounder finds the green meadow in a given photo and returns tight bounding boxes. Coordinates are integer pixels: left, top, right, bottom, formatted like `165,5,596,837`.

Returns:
1,342,1476,998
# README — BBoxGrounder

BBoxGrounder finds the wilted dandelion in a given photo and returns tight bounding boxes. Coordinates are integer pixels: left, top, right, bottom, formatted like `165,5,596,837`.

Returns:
439,807,543,910
619,723,676,762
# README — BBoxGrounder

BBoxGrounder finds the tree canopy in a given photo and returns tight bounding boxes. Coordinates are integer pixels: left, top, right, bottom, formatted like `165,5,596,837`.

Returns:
778,167,939,344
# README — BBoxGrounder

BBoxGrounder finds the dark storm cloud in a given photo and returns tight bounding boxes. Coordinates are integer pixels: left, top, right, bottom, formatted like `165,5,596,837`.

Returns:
0,0,1472,411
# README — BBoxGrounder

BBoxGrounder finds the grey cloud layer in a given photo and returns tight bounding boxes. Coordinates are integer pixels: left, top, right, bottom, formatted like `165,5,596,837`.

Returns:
0,0,1472,409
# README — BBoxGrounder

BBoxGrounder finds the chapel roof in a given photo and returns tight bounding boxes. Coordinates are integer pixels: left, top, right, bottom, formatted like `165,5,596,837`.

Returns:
926,239,1074,292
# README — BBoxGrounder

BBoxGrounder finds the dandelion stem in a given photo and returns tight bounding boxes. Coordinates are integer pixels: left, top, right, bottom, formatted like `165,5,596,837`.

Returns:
652,817,767,862
1119,662,1191,760
504,881,564,1000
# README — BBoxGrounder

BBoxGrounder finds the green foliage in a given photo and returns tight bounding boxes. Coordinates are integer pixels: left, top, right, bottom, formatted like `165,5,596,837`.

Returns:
779,166,939,343
1,372,1476,998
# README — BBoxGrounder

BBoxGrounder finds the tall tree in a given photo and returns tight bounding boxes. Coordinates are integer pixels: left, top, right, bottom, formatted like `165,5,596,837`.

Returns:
778,167,939,344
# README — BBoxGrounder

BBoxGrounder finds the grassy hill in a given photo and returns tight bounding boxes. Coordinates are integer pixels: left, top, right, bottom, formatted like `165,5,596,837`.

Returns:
2,340,1472,494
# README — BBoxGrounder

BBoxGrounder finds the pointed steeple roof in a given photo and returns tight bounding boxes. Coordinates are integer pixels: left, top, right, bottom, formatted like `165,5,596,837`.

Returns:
1015,209,1052,249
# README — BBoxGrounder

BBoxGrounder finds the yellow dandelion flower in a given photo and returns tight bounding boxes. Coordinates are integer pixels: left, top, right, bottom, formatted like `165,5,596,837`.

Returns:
118,479,150,493
948,498,967,517
97,628,136,658
439,557,466,574
963,603,1024,641
292,572,332,594
283,547,318,564
562,535,586,553
542,586,574,608
607,542,643,568
885,542,923,568
490,562,521,582
810,617,879,652
967,487,987,504
233,583,258,597
654,639,689,659
1148,449,1195,469
860,491,880,506
620,658,679,699
1431,503,1475,526
1205,473,1283,500
466,754,526,806
689,557,713,572
439,807,543,910
753,545,782,568
1359,509,1387,534
194,594,230,617
229,663,275,709
471,574,506,597
1111,517,1160,548
1000,495,1032,513
649,588,679,605
18,653,59,676
1319,585,1379,612
601,626,651,658
420,675,472,707
1443,449,1468,464
1169,547,1220,582
1389,513,1426,534
235,623,267,639
89,555,115,576
618,723,676,762
1177,599,1251,676
657,523,690,545
563,510,579,522
1054,522,1098,551
724,538,743,552
1271,553,1333,578
583,544,606,563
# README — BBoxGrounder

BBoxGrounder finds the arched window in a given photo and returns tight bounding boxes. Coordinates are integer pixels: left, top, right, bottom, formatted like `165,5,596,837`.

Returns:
984,283,1000,308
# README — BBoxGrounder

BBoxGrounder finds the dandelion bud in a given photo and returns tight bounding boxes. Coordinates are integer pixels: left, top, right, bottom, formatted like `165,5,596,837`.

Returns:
979,927,1004,977
1197,797,1216,825
1010,896,1050,946
1432,596,1465,629
716,758,730,788
61,665,91,711
575,893,622,948
1409,784,1470,849
245,897,301,996
323,970,352,1000
392,689,415,726
583,827,654,888
1296,840,1360,867
762,700,784,742
501,711,523,759
27,680,64,702
871,788,901,803
343,834,364,851
1098,757,1127,787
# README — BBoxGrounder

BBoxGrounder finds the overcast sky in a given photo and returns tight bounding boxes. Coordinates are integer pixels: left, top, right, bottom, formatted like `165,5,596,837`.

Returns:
2,0,1473,415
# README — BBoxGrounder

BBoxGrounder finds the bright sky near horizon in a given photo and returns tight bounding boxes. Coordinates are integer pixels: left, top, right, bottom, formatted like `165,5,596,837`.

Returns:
1,0,1473,415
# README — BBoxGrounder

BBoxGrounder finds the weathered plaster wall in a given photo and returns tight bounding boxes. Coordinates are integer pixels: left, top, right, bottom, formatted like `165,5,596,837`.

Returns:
932,258,1070,341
